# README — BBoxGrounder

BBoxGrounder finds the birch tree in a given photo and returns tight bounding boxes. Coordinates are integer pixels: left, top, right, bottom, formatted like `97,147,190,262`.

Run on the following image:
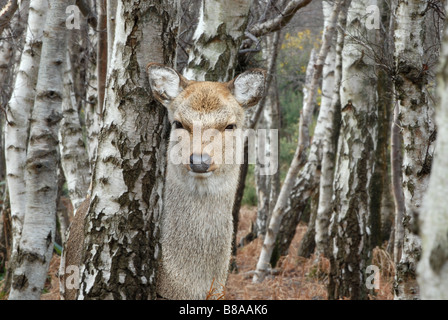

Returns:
418,11,448,298
274,48,318,261
0,0,18,36
315,0,350,257
393,0,436,300
78,0,179,299
182,0,252,82
84,0,100,168
254,31,280,239
253,0,345,283
59,51,90,212
8,0,72,300
4,0,47,275
328,0,379,300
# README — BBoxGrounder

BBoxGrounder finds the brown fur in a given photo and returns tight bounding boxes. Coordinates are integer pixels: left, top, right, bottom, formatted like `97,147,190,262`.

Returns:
147,65,266,299
59,64,266,300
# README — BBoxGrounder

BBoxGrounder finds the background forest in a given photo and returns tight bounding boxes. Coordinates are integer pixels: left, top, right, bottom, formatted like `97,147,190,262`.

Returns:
1,0,448,300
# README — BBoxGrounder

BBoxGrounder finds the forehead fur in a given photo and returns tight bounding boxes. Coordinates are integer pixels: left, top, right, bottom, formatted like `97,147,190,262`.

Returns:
180,81,236,112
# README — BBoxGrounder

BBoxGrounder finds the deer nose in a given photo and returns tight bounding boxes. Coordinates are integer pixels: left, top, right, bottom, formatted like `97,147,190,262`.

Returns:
190,153,211,173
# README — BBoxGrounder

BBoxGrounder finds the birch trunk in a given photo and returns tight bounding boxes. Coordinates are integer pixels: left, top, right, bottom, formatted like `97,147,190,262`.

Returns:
8,0,71,300
418,12,448,298
253,0,345,283
315,0,350,257
85,0,100,168
272,48,318,263
0,0,18,36
182,0,252,82
0,2,25,109
4,0,48,266
392,98,406,264
59,50,90,212
254,31,280,238
78,0,179,300
393,0,436,300
328,0,379,300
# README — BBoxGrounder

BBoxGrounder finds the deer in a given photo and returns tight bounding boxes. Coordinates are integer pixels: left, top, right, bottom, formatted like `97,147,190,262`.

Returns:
59,63,266,300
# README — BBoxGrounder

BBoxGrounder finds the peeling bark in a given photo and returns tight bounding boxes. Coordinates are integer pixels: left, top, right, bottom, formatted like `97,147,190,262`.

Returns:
79,0,179,300
315,0,350,257
59,50,90,212
9,0,71,300
85,0,100,168
393,0,436,300
182,0,252,82
4,0,48,275
328,0,379,300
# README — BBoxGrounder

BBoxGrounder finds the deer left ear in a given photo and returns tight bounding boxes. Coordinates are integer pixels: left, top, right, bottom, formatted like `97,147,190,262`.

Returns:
228,69,266,107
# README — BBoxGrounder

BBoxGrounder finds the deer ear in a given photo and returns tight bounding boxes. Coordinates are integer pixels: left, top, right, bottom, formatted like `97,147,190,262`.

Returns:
147,63,189,107
228,69,266,107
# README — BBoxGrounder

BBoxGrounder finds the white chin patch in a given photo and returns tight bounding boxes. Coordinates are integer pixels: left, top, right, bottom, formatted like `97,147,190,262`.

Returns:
188,171,213,179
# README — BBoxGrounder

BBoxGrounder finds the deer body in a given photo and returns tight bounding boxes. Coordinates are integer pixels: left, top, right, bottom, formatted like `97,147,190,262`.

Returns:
147,64,266,300
59,64,265,300
157,166,236,299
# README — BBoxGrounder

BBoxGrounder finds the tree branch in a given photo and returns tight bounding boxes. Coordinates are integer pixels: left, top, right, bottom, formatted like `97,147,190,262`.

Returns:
0,0,18,35
249,0,313,37
240,0,313,53
76,0,98,29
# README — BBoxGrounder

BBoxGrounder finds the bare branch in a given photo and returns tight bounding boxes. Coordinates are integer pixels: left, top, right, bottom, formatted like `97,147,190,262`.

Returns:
248,0,313,37
240,0,313,53
0,0,18,35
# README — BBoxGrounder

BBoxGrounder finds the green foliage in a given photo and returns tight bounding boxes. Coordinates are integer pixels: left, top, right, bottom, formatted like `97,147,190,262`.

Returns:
276,29,322,180
54,242,63,256
241,164,257,207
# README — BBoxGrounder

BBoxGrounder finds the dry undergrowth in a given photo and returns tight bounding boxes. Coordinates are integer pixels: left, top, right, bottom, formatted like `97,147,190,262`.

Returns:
30,205,393,300
225,206,328,300
225,206,394,300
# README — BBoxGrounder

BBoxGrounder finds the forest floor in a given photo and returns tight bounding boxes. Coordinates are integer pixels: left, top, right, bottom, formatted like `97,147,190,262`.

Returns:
35,205,394,300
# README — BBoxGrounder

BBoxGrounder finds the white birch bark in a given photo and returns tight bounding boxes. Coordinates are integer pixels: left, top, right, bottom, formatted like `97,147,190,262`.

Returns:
393,0,436,300
182,0,252,82
253,0,345,283
328,0,379,300
418,14,448,298
59,51,90,212
4,0,48,262
315,0,350,257
254,31,280,237
272,49,319,260
78,0,179,299
392,99,406,265
85,0,100,168
276,0,347,256
8,0,71,300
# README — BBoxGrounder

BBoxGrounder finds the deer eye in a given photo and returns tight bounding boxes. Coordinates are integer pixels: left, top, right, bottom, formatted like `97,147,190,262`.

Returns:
225,124,236,130
172,121,184,129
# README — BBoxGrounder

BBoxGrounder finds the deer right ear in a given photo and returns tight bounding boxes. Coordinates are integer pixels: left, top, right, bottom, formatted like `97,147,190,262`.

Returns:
147,63,189,107
228,69,266,108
